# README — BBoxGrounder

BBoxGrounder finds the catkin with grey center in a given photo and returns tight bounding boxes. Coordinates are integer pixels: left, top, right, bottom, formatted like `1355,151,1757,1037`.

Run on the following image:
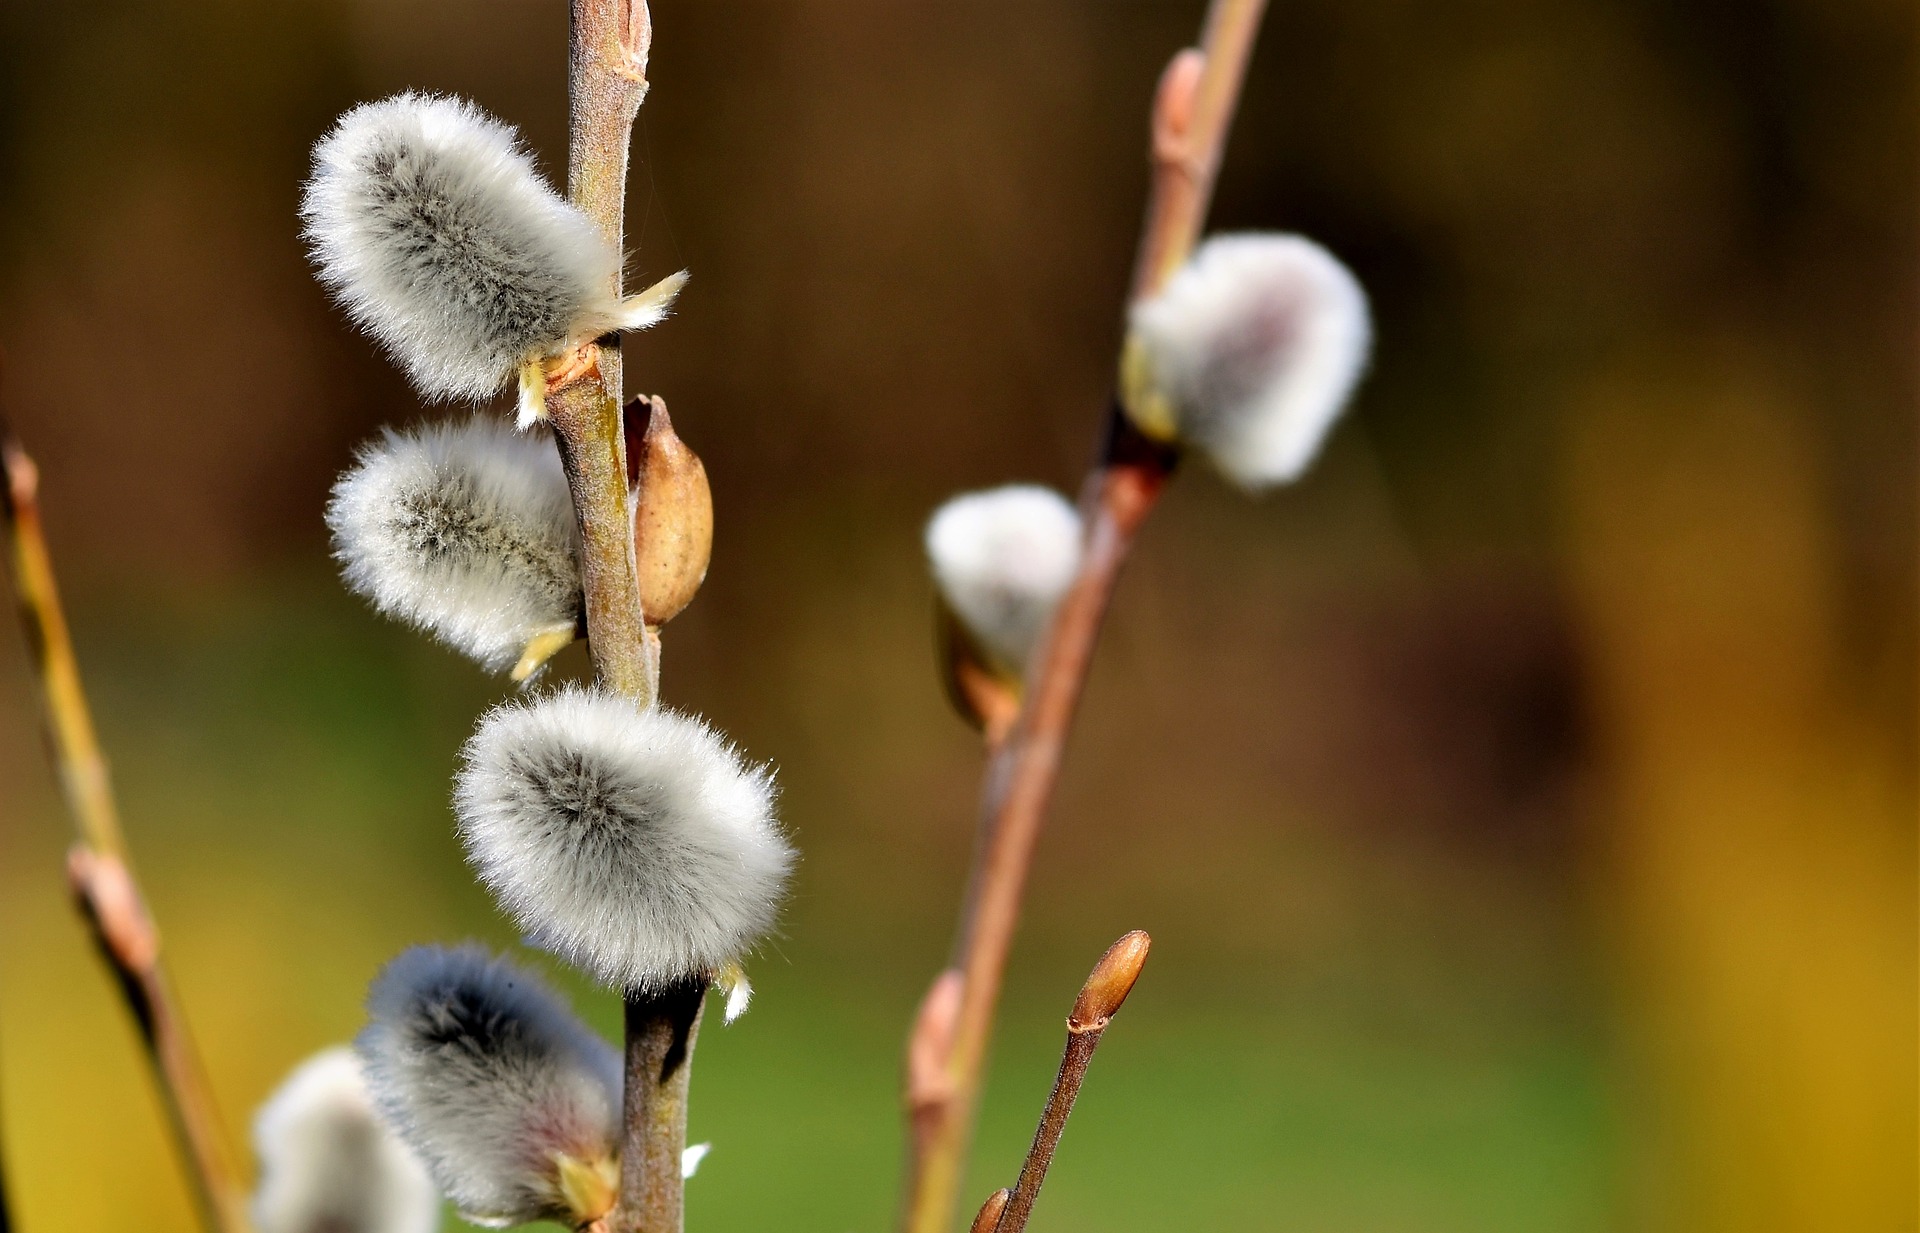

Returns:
1182,292,1305,441
410,986,549,1093
355,136,585,381
387,467,578,612
504,748,717,931
298,1118,412,1233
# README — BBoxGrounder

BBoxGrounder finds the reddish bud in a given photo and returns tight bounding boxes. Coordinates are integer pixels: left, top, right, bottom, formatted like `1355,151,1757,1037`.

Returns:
969,1188,1011,1233
1069,930,1150,1031
624,396,713,625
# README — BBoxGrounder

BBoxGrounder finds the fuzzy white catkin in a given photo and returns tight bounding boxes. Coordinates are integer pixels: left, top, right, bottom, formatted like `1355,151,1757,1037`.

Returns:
1129,232,1372,489
302,92,680,404
455,686,794,992
925,484,1082,673
326,416,579,673
358,945,621,1229
251,1046,441,1233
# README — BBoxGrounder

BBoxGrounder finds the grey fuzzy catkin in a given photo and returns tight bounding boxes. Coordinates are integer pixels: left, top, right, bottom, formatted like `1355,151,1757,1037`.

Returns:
326,416,579,674
455,686,794,992
925,484,1082,674
1129,232,1371,489
358,945,621,1229
302,92,681,405
252,1047,440,1233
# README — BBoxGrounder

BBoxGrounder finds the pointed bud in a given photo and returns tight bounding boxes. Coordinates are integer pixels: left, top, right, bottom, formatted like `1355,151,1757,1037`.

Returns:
1125,232,1371,489
925,485,1082,678
358,945,622,1229
624,397,713,625
454,685,794,992
252,1047,440,1233
1069,930,1151,1031
302,92,683,405
326,416,581,675
970,1188,1011,1233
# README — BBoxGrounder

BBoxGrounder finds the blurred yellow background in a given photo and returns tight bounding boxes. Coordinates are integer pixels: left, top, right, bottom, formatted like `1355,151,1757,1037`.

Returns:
0,1,1911,1231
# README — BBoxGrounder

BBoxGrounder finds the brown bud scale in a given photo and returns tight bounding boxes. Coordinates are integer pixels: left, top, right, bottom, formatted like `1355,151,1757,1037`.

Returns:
1069,930,1150,1030
968,1188,1011,1233
624,396,713,626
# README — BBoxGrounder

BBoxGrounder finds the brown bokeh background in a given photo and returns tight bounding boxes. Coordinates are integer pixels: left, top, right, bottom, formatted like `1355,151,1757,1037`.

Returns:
0,1,1913,1231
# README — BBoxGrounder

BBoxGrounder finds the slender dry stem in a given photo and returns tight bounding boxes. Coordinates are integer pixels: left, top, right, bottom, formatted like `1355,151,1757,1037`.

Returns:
1,432,251,1233
900,4,1267,1229
615,979,707,1233
992,932,1150,1233
549,378,659,705
549,0,658,706
991,1031,1100,1233
556,5,704,1231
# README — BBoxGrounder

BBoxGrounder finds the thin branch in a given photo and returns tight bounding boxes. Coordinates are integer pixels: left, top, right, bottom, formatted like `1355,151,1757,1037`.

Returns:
899,4,1268,1230
556,5,704,1232
548,0,658,706
991,933,1150,1233
905,968,964,1165
1131,0,1268,302
613,979,707,1233
1,431,252,1233
548,378,659,705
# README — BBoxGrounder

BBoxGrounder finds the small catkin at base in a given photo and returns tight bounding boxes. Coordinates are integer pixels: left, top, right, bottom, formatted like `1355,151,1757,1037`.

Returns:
357,945,623,1230
326,416,580,675
1127,232,1372,489
251,1046,440,1233
455,685,794,993
925,484,1083,675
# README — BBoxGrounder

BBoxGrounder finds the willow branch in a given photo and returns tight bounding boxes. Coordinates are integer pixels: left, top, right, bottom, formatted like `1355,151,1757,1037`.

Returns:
613,978,706,1233
990,933,1149,1233
549,0,659,707
900,4,1267,1230
1,432,252,1233
1131,0,1267,301
555,4,701,1231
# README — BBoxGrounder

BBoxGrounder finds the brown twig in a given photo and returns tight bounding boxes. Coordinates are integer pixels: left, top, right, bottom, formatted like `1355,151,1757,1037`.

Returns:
550,0,659,707
1,432,252,1233
1132,0,1267,301
992,933,1150,1233
555,5,708,1232
906,968,965,1165
900,4,1267,1230
613,978,707,1233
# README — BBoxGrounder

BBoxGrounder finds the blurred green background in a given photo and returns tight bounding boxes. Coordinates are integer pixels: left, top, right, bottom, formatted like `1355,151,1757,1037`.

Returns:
0,1,1912,1230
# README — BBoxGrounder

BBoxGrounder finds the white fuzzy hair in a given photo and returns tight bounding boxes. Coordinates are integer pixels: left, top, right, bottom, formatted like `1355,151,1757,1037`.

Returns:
358,945,621,1229
925,484,1082,673
302,92,680,402
1129,232,1371,489
454,686,793,992
326,416,580,673
251,1046,440,1233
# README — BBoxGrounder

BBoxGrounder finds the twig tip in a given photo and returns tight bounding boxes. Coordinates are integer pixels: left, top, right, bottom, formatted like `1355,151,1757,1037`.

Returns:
968,1188,1011,1233
1069,930,1150,1031
1152,49,1205,157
